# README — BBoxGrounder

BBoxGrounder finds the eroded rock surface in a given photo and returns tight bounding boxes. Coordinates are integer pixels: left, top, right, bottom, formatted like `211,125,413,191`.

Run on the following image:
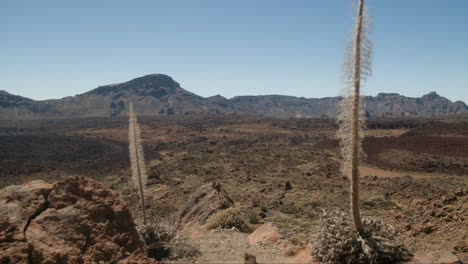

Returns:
178,182,234,228
0,180,52,263
0,176,156,263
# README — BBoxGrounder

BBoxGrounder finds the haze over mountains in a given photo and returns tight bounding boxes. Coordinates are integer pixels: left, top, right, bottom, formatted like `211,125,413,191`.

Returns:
1,74,467,120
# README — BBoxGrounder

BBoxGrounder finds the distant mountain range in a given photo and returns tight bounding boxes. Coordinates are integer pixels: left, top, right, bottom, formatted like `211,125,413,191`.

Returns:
1,74,467,120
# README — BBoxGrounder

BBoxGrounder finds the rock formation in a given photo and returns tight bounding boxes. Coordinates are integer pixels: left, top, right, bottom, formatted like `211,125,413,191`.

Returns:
178,182,234,228
0,176,156,263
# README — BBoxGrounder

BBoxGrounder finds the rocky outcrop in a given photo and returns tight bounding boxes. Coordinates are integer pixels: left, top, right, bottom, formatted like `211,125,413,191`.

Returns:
0,176,156,263
248,222,283,245
178,182,234,228
365,92,468,118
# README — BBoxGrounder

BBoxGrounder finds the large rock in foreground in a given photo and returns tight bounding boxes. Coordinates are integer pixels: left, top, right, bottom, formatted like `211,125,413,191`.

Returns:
0,176,156,263
178,182,234,228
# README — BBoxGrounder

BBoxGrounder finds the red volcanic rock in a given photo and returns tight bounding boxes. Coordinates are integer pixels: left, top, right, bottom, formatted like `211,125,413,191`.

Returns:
0,176,156,263
0,180,53,242
0,180,53,263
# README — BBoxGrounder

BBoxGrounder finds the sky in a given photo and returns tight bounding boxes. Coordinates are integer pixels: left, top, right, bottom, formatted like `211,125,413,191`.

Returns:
1,0,467,103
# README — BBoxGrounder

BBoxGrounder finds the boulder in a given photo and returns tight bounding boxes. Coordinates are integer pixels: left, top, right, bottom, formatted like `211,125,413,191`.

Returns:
0,180,53,263
0,180,53,242
244,253,257,264
178,182,234,228
248,222,283,245
0,176,156,263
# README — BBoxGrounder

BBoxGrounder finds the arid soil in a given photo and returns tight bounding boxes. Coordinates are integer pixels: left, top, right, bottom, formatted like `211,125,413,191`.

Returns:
0,115,467,262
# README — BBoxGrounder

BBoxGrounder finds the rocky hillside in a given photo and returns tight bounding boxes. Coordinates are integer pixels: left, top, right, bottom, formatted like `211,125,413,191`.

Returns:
1,74,466,119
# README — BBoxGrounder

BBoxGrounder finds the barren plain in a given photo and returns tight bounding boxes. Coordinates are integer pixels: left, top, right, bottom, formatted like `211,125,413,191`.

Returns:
1,115,467,262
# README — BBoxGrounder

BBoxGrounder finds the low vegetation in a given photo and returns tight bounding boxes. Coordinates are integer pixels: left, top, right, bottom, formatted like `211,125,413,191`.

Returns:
138,215,201,261
206,207,251,233
138,217,178,245
314,211,412,263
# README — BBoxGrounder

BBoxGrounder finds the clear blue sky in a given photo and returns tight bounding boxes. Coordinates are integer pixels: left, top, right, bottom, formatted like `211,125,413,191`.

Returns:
1,0,467,103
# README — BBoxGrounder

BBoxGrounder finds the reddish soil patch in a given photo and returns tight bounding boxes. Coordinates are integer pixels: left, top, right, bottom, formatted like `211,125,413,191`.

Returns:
365,136,468,158
401,121,468,137
364,136,468,175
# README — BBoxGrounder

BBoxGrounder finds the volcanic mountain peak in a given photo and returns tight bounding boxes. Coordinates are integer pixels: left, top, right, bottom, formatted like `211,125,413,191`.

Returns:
84,74,181,97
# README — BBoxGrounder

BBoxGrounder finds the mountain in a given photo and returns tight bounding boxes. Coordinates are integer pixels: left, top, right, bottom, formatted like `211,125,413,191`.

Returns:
364,92,468,118
0,74,232,119
1,74,467,120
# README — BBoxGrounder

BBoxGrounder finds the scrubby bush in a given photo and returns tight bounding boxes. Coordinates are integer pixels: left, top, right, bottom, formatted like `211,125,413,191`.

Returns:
206,207,251,232
314,211,412,264
248,213,260,225
138,216,200,261
138,217,177,245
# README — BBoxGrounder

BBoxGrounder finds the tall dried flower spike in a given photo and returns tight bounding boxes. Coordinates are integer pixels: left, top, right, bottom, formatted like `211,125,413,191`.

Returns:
128,103,148,224
336,0,371,235
315,2,412,262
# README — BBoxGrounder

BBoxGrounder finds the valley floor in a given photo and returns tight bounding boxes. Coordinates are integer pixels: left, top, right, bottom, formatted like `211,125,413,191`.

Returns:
1,115,467,262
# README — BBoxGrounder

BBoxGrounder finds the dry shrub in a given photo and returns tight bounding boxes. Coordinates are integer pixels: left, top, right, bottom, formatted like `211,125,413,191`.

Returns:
138,216,177,245
314,211,412,264
138,216,200,261
206,207,251,232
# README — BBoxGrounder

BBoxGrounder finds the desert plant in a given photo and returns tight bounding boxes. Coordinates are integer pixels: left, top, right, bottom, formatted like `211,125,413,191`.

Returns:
314,1,412,262
138,216,178,245
128,103,148,224
337,0,371,236
248,212,260,225
138,215,198,261
314,211,412,263
205,207,251,232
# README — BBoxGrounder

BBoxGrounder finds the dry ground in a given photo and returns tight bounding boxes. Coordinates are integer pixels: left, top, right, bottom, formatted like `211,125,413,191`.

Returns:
1,115,467,262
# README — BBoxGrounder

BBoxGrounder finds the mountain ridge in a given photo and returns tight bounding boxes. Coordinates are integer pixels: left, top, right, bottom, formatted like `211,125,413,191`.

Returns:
1,74,467,120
